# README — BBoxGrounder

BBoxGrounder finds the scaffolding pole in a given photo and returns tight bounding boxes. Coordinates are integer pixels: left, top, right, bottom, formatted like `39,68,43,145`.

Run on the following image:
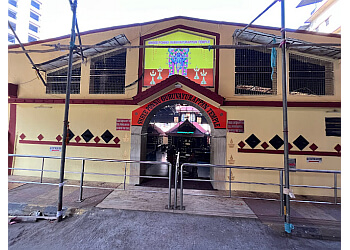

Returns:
57,0,77,222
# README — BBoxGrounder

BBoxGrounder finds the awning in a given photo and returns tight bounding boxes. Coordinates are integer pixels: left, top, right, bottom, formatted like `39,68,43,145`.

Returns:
36,34,130,71
233,29,340,59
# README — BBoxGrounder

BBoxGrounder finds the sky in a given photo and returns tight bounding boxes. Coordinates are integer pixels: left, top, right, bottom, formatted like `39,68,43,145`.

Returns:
40,0,317,40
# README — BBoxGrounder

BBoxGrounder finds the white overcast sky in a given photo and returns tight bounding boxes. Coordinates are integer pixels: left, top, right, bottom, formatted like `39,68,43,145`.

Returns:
40,0,317,39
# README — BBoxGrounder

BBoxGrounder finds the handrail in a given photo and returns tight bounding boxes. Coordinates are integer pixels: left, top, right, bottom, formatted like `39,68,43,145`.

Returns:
8,153,173,210
176,162,341,211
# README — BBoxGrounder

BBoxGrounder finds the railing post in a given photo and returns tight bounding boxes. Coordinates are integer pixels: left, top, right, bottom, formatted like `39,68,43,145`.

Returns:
123,162,127,190
40,158,45,183
78,159,85,202
173,152,179,209
229,168,232,198
180,163,184,210
167,163,172,209
280,170,284,216
334,173,337,204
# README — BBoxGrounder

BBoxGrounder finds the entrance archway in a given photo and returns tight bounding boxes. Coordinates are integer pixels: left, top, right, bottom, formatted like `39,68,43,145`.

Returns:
130,88,227,190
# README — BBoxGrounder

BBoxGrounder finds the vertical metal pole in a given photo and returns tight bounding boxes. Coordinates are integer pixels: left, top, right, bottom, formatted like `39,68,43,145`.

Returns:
57,0,77,222
123,163,127,190
280,170,284,216
78,159,85,202
40,158,45,183
180,164,184,210
229,168,232,198
174,152,179,209
334,173,337,204
280,0,292,233
167,163,172,209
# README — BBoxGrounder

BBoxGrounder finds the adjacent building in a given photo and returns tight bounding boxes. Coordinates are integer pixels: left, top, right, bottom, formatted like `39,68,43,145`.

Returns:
8,0,43,44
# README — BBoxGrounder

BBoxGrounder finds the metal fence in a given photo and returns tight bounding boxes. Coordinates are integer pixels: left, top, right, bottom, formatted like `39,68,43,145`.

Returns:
175,162,341,215
8,154,173,209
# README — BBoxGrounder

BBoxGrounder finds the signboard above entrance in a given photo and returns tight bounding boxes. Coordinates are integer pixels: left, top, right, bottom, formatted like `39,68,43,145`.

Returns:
132,89,226,129
143,30,215,87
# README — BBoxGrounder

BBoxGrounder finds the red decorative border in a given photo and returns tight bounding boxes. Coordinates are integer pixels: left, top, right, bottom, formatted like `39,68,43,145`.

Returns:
223,101,341,108
19,140,120,148
238,148,340,157
138,25,220,94
8,104,17,175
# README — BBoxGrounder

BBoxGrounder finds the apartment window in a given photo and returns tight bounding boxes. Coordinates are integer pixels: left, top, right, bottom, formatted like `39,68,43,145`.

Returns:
8,21,16,31
8,34,15,43
9,0,17,7
289,54,334,95
8,9,17,19
28,35,37,42
325,117,340,137
30,11,39,21
29,23,38,33
235,44,277,95
89,49,126,94
46,64,81,94
31,0,40,10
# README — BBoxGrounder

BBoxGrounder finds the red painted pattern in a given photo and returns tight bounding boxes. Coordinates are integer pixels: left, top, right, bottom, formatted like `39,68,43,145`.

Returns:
19,140,120,148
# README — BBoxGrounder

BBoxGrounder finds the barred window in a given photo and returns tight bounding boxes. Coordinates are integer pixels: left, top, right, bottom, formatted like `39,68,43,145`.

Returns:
89,49,126,94
235,44,277,95
46,64,81,94
289,54,334,95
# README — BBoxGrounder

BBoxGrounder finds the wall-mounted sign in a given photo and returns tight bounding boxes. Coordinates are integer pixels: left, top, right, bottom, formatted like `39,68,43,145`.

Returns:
132,89,227,129
227,120,244,133
288,158,296,171
307,157,322,163
144,30,215,87
50,146,61,152
116,119,131,131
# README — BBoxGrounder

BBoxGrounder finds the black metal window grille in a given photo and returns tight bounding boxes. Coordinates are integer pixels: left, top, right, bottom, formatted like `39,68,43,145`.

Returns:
289,54,334,95
235,43,277,95
325,117,340,137
46,64,81,94
89,49,126,94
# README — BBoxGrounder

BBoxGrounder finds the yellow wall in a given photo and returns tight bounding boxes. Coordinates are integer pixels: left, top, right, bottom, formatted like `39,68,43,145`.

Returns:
8,17,341,197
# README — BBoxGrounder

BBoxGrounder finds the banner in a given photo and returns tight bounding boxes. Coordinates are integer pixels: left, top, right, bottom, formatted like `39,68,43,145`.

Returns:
144,30,215,87
132,89,226,129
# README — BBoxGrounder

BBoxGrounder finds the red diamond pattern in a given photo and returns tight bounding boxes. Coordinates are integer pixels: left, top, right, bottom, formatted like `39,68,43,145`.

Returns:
56,135,62,142
19,133,26,140
75,136,81,143
309,143,318,151
261,142,269,150
37,134,44,141
94,136,100,143
238,141,245,149
334,144,341,153
288,143,293,150
113,137,120,144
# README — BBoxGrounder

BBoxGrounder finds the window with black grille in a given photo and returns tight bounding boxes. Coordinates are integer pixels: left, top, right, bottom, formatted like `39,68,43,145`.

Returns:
89,49,126,94
235,43,277,95
46,64,81,94
325,117,340,137
289,54,333,96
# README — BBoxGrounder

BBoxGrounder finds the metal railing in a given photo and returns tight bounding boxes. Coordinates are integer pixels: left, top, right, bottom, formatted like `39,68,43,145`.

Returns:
174,162,341,214
8,154,173,209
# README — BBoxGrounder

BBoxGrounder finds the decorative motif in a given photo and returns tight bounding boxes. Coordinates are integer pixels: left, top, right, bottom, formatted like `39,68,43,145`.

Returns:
238,141,246,149
309,143,318,151
157,67,163,80
228,155,235,164
200,69,207,85
293,135,309,151
245,134,261,149
122,134,129,142
37,134,44,141
261,142,269,150
123,150,128,159
67,129,75,142
150,70,156,85
19,133,26,140
334,144,341,153
113,137,120,145
228,138,234,148
56,135,62,142
269,135,284,150
288,143,293,150
81,129,94,142
75,136,81,143
101,130,114,143
194,66,200,79
168,48,189,77
94,136,100,143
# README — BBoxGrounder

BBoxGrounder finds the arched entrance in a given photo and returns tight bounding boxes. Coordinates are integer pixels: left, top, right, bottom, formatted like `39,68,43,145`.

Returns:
130,87,227,190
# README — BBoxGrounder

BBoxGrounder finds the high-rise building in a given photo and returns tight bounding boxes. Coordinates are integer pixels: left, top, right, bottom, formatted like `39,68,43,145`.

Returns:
8,0,43,44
